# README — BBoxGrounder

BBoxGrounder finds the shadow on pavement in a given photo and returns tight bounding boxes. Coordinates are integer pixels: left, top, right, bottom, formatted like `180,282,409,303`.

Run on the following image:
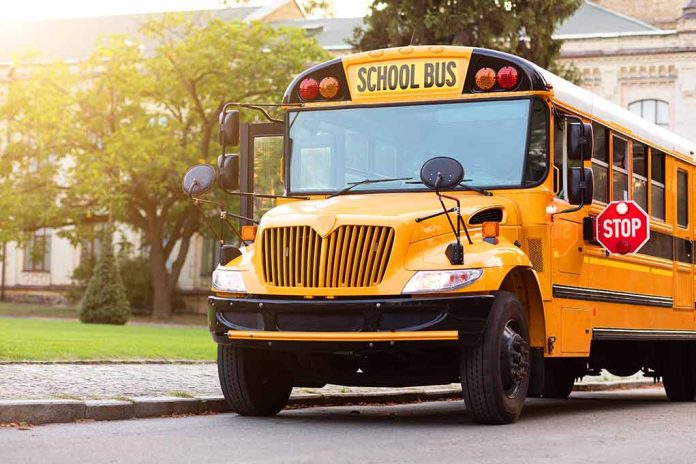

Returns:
264,389,674,427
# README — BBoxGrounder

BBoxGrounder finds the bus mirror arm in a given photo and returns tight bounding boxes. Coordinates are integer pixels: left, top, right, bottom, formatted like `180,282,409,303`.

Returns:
415,178,472,266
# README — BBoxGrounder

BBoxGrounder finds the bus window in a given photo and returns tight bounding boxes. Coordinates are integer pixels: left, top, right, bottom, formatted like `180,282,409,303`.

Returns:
553,117,563,197
297,145,333,190
612,135,629,201
632,142,648,211
374,139,397,177
651,150,666,220
592,122,609,203
677,170,688,228
525,99,548,185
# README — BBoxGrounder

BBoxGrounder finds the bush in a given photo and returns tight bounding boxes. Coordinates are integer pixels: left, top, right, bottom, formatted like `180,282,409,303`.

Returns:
79,233,131,325
119,255,153,315
66,254,96,305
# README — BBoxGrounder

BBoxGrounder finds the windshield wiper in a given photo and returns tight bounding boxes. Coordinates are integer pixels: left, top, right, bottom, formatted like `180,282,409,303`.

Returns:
458,182,493,196
328,177,413,198
405,180,492,196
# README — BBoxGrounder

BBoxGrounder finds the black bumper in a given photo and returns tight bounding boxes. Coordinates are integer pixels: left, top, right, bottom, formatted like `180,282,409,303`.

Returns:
208,294,494,350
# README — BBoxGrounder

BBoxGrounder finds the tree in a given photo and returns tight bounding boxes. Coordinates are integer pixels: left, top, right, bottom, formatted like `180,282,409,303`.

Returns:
79,230,131,325
0,60,78,245
5,14,329,320
351,0,581,72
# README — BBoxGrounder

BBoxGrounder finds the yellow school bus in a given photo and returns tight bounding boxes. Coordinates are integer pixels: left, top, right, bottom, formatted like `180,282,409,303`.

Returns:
183,46,696,424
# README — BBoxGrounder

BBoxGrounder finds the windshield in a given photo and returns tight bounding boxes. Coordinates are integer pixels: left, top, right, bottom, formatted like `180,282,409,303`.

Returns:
288,98,548,194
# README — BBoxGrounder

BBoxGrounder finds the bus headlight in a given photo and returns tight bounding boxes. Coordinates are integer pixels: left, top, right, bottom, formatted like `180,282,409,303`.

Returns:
402,269,483,294
212,268,246,293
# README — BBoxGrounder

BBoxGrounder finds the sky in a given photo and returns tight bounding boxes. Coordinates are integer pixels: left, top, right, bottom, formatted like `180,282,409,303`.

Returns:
0,0,371,22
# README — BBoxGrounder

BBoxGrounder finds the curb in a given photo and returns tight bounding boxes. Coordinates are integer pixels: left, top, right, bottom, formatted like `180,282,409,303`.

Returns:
0,382,662,426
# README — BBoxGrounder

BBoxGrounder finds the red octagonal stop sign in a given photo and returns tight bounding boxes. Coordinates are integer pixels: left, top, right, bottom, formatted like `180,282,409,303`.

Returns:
595,201,650,255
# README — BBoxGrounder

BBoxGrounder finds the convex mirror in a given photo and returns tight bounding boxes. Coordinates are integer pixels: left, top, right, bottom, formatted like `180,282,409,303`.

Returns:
182,164,216,196
420,156,465,190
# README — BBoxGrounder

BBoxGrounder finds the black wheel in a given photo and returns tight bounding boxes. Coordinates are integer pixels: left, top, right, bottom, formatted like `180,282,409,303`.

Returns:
661,342,695,402
218,345,294,416
541,360,576,399
461,291,530,425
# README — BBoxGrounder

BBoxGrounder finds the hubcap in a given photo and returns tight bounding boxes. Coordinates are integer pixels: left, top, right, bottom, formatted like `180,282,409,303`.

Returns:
500,323,530,397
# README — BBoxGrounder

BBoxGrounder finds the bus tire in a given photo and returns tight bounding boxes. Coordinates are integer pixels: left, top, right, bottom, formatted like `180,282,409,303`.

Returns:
661,343,695,402
461,291,530,424
541,360,576,399
218,345,293,416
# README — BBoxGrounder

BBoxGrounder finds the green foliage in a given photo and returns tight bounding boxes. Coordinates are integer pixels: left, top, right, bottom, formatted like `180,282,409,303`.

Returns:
79,233,131,325
3,15,330,319
66,254,96,305
118,255,153,315
352,0,582,70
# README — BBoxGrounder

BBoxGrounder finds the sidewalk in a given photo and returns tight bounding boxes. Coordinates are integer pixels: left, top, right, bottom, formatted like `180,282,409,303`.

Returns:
0,362,660,402
0,362,663,426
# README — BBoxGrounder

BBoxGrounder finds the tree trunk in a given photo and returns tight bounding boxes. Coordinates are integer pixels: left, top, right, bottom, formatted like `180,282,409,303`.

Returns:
150,241,173,321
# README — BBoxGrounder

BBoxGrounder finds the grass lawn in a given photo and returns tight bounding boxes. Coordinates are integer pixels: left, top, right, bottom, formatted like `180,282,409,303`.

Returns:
0,301,207,326
0,317,216,361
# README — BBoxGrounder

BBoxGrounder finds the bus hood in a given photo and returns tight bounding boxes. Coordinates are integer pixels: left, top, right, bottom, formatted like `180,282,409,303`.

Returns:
260,193,519,243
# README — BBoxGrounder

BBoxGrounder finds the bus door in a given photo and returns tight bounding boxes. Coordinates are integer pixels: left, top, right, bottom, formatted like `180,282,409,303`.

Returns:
551,116,586,279
239,122,285,224
673,163,693,310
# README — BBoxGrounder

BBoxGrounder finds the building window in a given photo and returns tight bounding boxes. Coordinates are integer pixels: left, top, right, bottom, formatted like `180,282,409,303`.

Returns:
612,135,629,201
23,228,52,272
591,122,609,204
650,150,666,221
677,170,688,228
632,142,648,211
628,100,669,128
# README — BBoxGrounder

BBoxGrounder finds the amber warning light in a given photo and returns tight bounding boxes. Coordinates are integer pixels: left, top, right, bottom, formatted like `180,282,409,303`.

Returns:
474,66,519,91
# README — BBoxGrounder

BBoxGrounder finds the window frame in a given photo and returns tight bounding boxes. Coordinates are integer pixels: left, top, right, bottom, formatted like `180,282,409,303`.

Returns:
23,228,52,273
677,169,689,229
628,99,669,128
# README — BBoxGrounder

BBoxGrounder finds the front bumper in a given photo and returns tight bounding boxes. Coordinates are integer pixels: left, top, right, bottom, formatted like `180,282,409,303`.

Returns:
208,294,494,350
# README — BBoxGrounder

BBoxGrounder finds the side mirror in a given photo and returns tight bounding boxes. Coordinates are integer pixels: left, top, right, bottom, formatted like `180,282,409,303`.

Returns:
567,167,594,205
567,121,593,161
420,156,464,190
182,164,216,196
219,110,240,148
220,244,241,265
218,154,240,191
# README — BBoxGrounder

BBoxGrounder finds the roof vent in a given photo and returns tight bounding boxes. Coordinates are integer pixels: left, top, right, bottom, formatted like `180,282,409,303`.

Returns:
469,208,503,225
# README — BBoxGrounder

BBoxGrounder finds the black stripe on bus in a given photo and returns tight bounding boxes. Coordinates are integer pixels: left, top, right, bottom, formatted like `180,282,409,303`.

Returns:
593,328,696,341
552,284,673,308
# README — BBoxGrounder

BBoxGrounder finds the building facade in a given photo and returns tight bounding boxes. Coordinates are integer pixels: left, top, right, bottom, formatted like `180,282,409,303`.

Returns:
2,0,695,312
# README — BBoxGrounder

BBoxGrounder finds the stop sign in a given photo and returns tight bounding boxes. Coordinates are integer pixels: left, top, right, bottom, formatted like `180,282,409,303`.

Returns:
595,201,650,254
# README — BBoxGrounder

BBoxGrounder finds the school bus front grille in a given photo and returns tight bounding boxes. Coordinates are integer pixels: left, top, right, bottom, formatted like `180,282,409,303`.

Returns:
261,225,395,288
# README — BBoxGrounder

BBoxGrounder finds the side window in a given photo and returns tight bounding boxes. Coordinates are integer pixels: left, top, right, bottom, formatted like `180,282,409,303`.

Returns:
677,170,688,228
612,135,629,201
591,122,609,203
553,117,564,196
632,142,648,211
650,150,666,221
525,99,548,185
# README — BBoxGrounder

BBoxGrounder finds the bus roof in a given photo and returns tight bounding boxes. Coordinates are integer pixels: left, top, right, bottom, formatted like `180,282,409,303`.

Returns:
540,68,696,159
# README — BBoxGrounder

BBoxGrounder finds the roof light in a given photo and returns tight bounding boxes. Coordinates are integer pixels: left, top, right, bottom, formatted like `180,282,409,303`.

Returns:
497,66,519,90
319,77,340,99
299,78,319,100
474,67,497,91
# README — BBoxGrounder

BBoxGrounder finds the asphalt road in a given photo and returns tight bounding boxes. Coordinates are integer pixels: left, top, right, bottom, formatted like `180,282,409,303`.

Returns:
2,388,695,464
